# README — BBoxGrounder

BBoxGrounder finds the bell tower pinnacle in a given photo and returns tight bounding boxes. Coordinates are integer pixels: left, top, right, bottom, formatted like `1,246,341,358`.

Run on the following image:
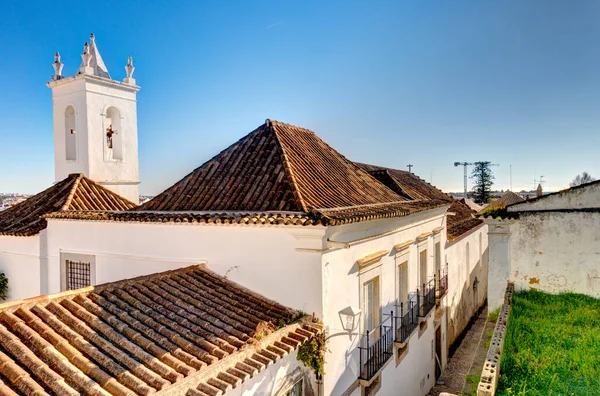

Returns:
47,33,141,204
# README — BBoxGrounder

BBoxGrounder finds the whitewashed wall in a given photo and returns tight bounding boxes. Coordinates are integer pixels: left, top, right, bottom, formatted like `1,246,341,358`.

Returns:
445,224,488,347
321,208,448,396
45,219,325,317
507,182,600,212
0,234,41,301
509,212,600,297
487,182,600,310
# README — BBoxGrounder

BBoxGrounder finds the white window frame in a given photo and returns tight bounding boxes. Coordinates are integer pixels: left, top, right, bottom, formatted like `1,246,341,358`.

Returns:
417,237,429,291
60,252,96,291
434,237,442,281
395,249,410,307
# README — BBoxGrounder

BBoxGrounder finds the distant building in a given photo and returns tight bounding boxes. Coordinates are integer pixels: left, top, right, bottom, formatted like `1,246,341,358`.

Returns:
487,191,525,209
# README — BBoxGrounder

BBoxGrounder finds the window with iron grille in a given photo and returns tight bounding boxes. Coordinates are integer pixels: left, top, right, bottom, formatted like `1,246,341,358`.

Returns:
61,253,95,291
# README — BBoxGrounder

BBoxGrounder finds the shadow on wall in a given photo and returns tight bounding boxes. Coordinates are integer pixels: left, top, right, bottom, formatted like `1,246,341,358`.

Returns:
447,246,489,354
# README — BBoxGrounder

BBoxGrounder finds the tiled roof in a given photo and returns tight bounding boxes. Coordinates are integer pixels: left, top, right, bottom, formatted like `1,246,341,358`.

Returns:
45,200,447,227
355,163,453,202
487,191,525,209
447,201,484,242
136,120,411,219
456,198,483,212
0,174,136,236
0,265,321,395
354,163,484,240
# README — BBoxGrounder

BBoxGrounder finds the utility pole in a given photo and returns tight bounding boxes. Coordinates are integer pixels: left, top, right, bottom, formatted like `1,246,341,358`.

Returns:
510,165,512,192
407,164,413,174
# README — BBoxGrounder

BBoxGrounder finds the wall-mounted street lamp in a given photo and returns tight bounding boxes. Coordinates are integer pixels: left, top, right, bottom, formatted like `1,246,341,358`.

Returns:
339,306,361,337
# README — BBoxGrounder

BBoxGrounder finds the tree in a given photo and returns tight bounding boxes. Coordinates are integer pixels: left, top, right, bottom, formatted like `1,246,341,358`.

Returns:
470,161,495,204
570,172,595,187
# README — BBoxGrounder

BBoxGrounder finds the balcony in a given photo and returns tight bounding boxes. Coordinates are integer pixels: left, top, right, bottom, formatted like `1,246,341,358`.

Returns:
358,312,394,383
394,294,419,344
437,265,448,300
419,278,436,318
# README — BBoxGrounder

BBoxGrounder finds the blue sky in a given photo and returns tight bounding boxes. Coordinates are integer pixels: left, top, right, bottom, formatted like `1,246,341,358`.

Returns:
1,0,599,195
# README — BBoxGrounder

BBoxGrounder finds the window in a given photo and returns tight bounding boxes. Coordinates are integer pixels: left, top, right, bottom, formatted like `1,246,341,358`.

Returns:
465,242,470,288
285,379,303,396
419,249,428,290
363,277,381,333
434,242,441,279
398,261,408,306
61,253,95,291
64,105,76,161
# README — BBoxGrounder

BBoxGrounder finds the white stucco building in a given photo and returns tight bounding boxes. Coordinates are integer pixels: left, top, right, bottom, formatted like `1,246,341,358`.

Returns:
485,181,600,311
0,33,489,396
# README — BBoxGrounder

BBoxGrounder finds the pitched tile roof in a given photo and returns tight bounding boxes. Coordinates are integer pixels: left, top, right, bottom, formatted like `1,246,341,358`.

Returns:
135,120,415,221
45,121,451,226
355,163,453,202
487,191,525,209
0,265,321,395
354,163,484,240
446,201,484,242
0,174,136,236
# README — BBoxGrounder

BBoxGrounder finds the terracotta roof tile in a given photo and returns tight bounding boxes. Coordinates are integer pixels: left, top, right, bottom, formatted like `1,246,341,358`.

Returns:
137,120,404,213
447,201,484,241
487,191,525,209
44,121,451,227
0,265,320,395
355,163,453,202
0,174,136,236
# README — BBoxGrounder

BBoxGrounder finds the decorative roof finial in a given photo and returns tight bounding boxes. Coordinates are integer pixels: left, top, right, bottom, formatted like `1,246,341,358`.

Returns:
123,55,136,84
52,51,64,81
76,33,111,79
79,42,93,75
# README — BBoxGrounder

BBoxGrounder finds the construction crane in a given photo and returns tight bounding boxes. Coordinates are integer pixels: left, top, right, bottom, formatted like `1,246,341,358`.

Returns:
454,162,499,198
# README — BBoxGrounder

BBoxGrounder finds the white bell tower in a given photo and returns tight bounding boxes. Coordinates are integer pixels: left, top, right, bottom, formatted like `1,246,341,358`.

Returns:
47,33,140,203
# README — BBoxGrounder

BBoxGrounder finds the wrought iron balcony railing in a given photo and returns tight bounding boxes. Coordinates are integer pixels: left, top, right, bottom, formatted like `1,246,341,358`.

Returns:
437,265,448,299
419,277,436,317
358,312,394,382
394,293,419,344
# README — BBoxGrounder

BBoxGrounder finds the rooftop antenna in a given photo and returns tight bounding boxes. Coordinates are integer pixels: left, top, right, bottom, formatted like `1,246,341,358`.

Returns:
510,164,512,191
407,164,413,174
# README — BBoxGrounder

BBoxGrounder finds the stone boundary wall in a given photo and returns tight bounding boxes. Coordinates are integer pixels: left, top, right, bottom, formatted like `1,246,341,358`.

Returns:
477,282,514,396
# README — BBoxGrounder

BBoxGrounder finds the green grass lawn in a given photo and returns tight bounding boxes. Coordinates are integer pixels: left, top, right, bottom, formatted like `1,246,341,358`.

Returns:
498,291,600,395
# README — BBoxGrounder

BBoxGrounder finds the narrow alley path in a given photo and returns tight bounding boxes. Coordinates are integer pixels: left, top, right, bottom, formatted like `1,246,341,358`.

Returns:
428,308,488,396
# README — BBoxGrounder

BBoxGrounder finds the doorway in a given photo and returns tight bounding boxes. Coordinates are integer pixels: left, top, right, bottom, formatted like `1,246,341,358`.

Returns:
435,327,442,380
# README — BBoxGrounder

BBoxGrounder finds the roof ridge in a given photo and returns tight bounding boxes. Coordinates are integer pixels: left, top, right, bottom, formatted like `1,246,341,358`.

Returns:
265,118,314,134
83,175,137,207
269,122,310,212
61,173,83,211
